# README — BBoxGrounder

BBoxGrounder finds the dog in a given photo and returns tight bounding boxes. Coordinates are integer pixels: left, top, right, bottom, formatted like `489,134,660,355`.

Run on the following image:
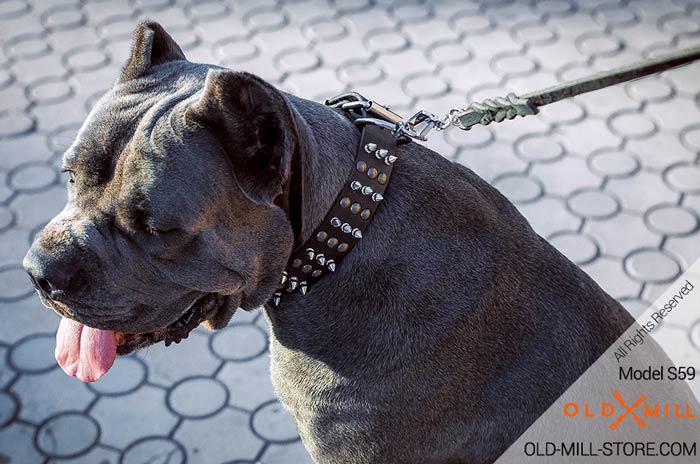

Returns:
23,20,692,463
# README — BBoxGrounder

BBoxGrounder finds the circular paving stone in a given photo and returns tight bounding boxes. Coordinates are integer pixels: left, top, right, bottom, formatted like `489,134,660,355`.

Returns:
567,189,620,219
577,32,623,57
391,3,432,23
36,412,99,458
87,356,146,396
403,73,449,98
252,400,298,443
533,0,574,16
186,0,229,21
0,68,14,89
659,12,700,35
512,21,557,45
0,110,35,138
98,15,136,41
41,4,86,31
624,249,681,283
338,60,383,85
538,99,585,125
365,29,409,53
0,391,18,428
244,7,287,32
9,162,57,192
131,0,174,11
593,4,639,28
276,48,320,74
427,41,471,65
588,149,639,178
167,376,228,418
664,163,700,194
0,0,29,20
4,33,50,60
48,123,81,153
549,231,599,265
515,134,564,162
609,111,657,139
63,46,109,73
0,204,14,232
492,174,542,204
626,78,673,103
121,437,186,464
645,204,699,236
445,124,494,149
215,38,258,63
450,11,494,35
491,53,537,77
0,265,33,301
27,77,74,105
9,334,56,373
303,17,348,42
211,324,267,361
681,125,700,152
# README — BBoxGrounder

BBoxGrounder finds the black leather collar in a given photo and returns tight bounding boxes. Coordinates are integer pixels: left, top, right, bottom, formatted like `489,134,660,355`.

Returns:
271,123,399,306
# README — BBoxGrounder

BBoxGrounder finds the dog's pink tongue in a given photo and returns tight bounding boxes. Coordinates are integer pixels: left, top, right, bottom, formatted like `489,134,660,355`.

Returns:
55,317,116,382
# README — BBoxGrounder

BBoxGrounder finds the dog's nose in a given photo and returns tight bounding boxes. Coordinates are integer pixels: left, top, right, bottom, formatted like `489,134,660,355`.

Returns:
23,249,72,299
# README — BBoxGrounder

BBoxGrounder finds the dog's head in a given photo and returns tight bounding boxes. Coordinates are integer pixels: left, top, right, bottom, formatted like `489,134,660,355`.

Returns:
22,21,296,380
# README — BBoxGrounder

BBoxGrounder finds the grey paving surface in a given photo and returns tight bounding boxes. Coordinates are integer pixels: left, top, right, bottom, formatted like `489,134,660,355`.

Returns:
1,0,700,463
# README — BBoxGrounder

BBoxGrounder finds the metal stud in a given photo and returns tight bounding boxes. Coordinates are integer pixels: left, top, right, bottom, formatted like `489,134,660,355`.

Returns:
302,264,312,274
361,209,371,220
341,223,352,233
378,173,388,185
367,167,378,179
351,181,362,190
350,202,361,214
331,217,341,227
316,231,328,242
337,243,349,253
352,228,362,239
384,155,397,165
316,254,326,265
312,269,322,278
361,185,373,196
281,271,288,285
273,292,282,307
300,281,308,295
306,248,315,260
288,277,298,292
372,193,384,202
339,197,351,208
327,237,339,248
356,161,368,173
327,260,336,272
292,259,302,268
364,143,377,153
376,148,388,159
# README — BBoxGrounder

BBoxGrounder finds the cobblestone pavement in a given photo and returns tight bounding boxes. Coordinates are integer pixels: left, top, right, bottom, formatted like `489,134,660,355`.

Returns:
1,0,699,463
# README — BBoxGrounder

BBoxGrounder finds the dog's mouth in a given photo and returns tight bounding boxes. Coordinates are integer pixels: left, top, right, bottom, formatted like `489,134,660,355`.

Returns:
53,293,228,382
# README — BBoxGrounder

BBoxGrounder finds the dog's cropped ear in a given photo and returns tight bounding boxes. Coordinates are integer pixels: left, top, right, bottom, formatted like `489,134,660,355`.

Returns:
120,20,186,82
185,69,296,204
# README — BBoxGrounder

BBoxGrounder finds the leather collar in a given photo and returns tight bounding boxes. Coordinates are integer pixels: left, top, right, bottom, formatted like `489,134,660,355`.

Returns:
271,123,399,306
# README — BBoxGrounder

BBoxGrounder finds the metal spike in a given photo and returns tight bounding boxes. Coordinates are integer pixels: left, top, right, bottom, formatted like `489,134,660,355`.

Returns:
351,181,362,190
372,193,384,202
273,292,282,307
300,281,308,295
316,254,326,265
361,185,373,196
306,248,315,260
341,223,352,233
364,143,377,153
327,260,336,272
376,148,388,159
281,272,288,285
352,228,362,239
331,217,341,227
384,155,398,165
288,277,298,292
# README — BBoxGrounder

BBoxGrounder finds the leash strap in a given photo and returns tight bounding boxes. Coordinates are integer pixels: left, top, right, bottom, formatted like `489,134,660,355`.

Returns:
272,124,399,306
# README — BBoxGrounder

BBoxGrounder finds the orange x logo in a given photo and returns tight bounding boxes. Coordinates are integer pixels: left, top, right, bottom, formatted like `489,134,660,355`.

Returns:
609,390,647,430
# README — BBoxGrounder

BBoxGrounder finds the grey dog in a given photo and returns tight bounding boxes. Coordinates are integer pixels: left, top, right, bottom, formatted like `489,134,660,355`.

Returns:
23,21,637,463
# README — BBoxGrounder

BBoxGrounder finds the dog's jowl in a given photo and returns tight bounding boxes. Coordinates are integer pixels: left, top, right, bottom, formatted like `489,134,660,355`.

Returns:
22,20,677,464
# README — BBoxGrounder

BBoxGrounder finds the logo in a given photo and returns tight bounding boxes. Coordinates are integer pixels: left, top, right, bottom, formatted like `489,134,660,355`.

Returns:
564,390,697,430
